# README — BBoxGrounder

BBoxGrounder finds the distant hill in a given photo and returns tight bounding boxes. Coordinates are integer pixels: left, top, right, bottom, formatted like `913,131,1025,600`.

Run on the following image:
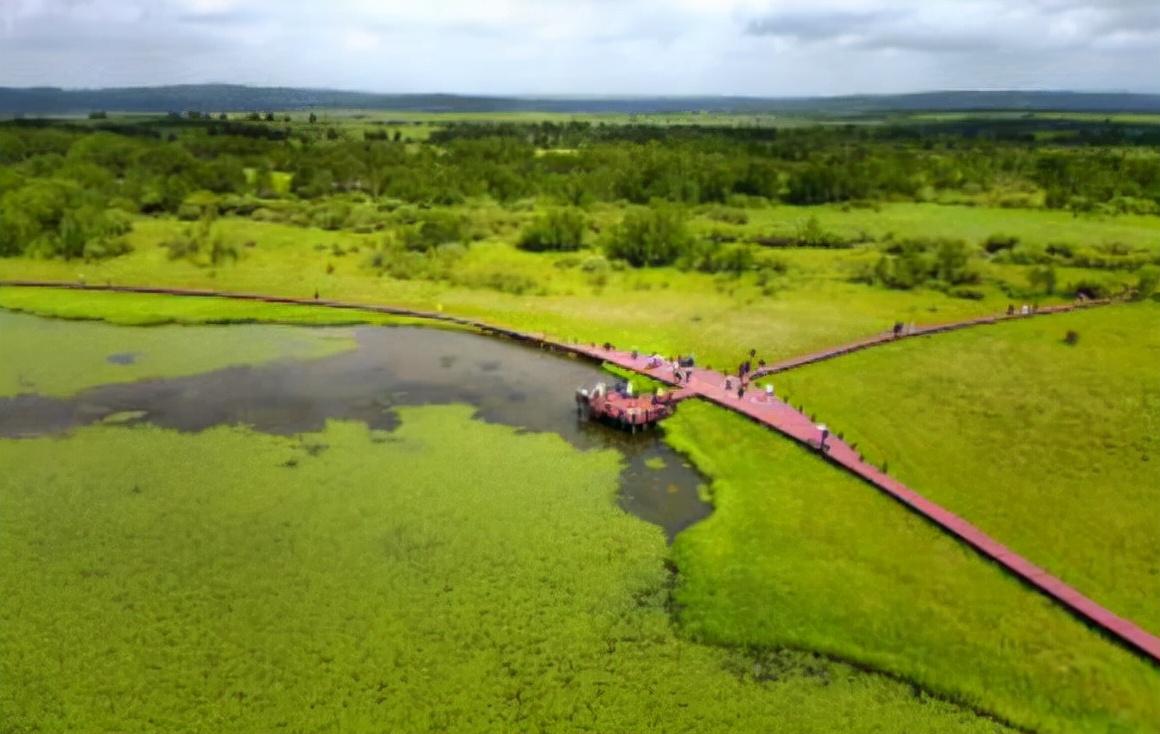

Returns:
2,85,1160,116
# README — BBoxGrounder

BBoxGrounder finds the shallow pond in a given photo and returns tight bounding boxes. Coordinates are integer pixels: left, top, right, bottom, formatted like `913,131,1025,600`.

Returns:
0,313,710,539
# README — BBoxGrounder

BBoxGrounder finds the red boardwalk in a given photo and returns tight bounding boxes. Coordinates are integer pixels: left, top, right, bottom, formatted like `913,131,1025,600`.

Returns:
753,301,1110,379
569,341,1160,666
1,280,1155,666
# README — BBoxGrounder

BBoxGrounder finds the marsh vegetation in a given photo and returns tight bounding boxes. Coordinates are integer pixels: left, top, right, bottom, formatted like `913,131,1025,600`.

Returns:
3,109,1160,732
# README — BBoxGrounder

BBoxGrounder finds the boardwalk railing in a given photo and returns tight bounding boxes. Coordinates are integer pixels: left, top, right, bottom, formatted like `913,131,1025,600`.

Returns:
2,279,1155,666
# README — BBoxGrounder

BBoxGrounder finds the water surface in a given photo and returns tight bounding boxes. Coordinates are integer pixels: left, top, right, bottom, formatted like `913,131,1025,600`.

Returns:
0,319,711,539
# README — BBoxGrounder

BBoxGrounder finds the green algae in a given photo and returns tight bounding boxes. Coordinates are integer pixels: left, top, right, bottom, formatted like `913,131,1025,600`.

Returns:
0,309,357,398
0,406,1007,733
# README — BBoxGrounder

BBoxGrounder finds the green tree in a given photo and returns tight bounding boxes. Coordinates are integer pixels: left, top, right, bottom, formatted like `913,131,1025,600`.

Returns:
518,208,586,252
1134,265,1160,301
605,203,693,267
1028,265,1058,295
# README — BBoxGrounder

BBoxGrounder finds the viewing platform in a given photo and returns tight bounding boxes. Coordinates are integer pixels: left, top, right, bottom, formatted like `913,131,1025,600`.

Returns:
575,384,692,433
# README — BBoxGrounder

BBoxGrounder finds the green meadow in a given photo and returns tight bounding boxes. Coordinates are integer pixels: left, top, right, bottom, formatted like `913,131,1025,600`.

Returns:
1,203,1108,371
772,302,1160,635
665,402,1160,733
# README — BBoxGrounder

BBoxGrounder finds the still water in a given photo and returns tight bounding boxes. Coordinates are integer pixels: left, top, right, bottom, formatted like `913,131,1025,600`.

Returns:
0,318,711,540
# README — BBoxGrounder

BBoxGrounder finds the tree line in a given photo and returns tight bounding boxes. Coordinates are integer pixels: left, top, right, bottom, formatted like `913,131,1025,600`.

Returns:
3,117,1160,259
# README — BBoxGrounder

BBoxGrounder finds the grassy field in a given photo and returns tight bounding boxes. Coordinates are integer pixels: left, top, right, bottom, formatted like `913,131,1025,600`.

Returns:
664,401,1160,733
768,302,1160,636
738,202,1160,253
0,405,1010,733
0,209,1071,370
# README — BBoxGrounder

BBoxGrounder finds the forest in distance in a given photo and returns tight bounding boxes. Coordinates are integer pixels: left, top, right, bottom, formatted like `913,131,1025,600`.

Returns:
3,112,1160,300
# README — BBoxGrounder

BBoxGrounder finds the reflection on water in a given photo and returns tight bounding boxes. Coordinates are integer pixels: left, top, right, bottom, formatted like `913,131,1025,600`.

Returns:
0,323,711,540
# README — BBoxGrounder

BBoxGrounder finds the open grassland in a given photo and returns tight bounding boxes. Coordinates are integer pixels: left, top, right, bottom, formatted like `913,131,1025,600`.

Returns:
663,401,1160,734
0,406,1009,733
769,302,1160,637
734,202,1160,253
0,211,1056,369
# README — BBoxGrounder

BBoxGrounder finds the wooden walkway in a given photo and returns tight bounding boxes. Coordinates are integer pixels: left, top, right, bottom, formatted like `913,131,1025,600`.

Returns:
2,280,1156,666
753,300,1111,378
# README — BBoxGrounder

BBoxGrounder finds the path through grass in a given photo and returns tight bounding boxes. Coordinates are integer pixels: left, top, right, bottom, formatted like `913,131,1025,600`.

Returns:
664,401,1160,733
771,302,1160,636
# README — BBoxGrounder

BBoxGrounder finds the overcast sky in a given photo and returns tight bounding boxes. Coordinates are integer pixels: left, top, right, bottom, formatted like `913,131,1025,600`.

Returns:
1,0,1158,95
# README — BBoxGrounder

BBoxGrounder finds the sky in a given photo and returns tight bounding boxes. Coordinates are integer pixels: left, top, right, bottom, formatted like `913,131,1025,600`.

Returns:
1,0,1158,96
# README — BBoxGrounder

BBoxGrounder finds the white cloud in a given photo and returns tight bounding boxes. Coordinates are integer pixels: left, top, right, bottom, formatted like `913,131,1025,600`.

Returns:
0,0,1157,94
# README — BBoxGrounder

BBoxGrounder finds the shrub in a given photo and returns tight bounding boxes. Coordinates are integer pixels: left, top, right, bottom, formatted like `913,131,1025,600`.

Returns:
163,211,237,266
1134,265,1160,301
518,208,586,252
402,210,468,252
580,255,610,274
1027,265,1057,295
1066,278,1111,300
755,216,851,249
1064,330,1080,346
1045,242,1075,260
704,205,749,225
982,234,1019,254
311,201,352,231
688,242,755,275
867,238,979,291
605,203,693,267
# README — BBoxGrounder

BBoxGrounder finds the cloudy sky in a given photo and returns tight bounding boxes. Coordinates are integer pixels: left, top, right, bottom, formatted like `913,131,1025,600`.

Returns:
1,0,1158,95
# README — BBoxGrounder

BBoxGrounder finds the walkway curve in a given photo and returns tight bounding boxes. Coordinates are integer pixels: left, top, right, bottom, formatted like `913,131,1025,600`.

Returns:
2,279,1157,666
754,299,1113,378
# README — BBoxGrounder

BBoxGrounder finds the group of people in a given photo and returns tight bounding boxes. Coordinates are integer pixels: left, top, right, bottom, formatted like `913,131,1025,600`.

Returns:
650,354,695,385
1007,303,1038,316
723,350,773,401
